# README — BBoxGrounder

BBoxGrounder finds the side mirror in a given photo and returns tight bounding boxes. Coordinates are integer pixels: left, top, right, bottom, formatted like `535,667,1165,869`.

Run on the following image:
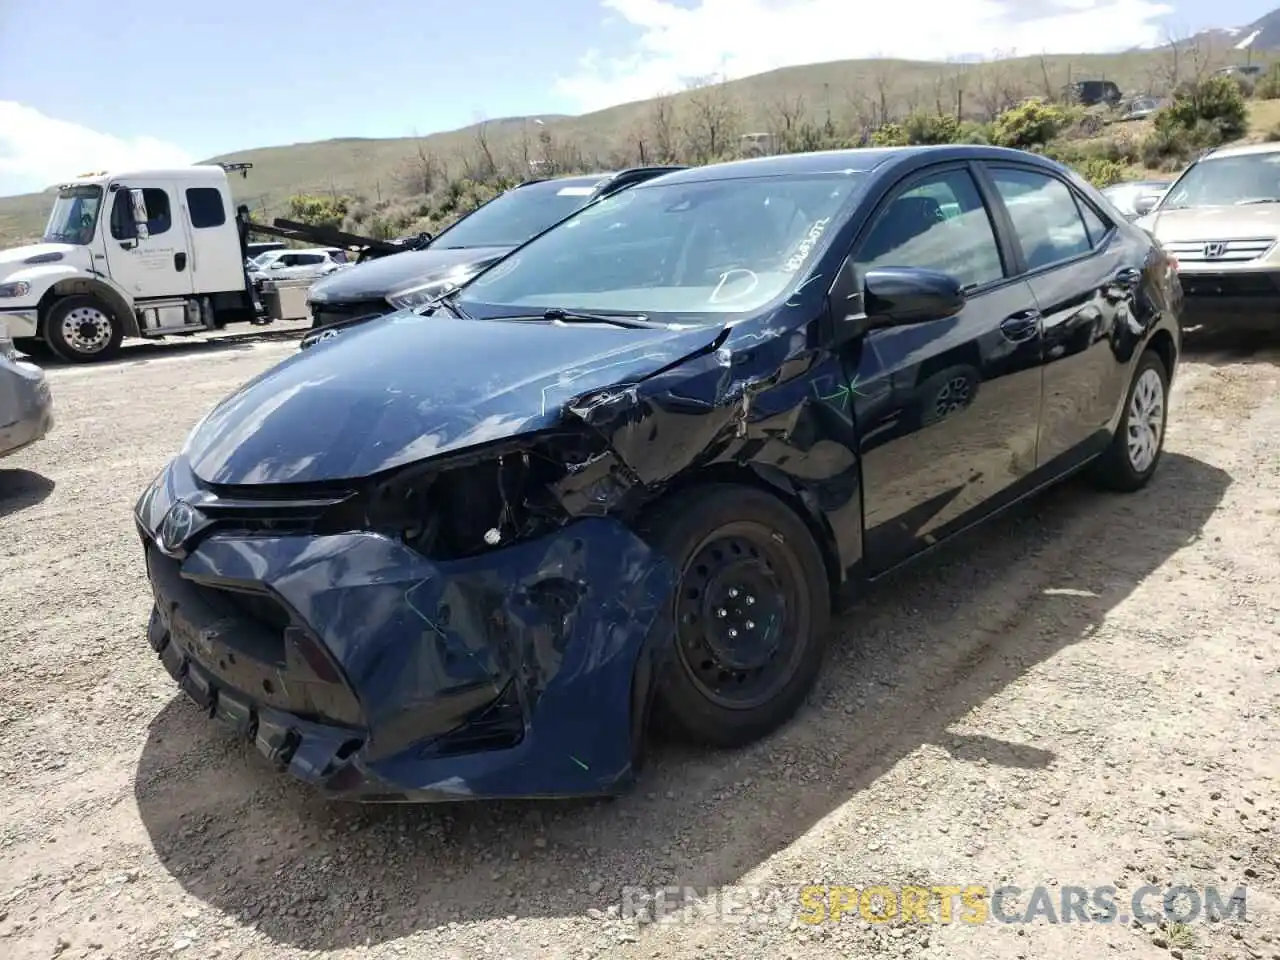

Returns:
128,188,150,240
863,266,966,326
1133,194,1159,217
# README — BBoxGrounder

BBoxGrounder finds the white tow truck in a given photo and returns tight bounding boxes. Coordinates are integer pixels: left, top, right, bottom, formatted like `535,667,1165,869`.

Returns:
0,162,265,362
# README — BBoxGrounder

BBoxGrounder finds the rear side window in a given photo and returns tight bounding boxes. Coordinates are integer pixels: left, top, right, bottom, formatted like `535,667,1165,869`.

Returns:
989,168,1092,270
187,187,226,228
1078,200,1112,247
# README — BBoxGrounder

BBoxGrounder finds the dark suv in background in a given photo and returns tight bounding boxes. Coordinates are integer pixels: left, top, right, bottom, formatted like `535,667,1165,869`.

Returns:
303,167,684,340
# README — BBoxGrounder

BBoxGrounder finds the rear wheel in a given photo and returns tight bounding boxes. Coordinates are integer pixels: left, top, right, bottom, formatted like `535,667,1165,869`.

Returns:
44,295,123,363
641,484,831,748
1089,348,1169,491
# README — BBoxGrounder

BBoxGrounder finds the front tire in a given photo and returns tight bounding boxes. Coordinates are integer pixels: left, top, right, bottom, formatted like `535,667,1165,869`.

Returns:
1090,348,1169,491
641,484,831,748
44,295,123,363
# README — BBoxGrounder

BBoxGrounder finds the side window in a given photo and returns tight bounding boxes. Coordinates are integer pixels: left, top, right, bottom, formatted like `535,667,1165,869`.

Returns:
855,168,1005,290
1077,199,1112,248
186,187,226,229
988,168,1092,271
142,188,172,236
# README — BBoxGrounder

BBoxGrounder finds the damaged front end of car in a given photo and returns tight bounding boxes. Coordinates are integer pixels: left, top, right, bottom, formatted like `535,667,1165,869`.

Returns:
135,412,690,800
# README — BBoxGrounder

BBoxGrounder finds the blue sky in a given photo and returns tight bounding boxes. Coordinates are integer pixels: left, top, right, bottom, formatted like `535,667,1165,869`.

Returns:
0,0,1276,196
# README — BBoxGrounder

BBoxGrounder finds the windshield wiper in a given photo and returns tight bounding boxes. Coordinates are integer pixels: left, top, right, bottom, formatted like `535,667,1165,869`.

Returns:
426,289,472,320
536,307,659,328
1235,197,1280,205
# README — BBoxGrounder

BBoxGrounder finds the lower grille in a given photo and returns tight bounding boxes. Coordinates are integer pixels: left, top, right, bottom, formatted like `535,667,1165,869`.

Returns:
147,546,363,727
1179,271,1280,298
309,299,389,329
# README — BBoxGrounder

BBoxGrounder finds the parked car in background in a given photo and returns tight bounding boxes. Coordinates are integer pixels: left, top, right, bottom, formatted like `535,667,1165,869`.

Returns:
1101,178,1173,220
249,247,347,283
245,240,286,262
1135,141,1280,326
137,144,1180,804
0,320,53,459
302,166,684,340
1117,96,1163,122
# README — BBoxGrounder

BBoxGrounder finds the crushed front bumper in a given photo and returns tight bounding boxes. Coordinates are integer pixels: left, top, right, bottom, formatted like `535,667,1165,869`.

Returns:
139,466,676,802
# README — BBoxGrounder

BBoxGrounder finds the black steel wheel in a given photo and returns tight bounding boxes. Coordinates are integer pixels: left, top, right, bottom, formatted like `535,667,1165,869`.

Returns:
642,483,831,748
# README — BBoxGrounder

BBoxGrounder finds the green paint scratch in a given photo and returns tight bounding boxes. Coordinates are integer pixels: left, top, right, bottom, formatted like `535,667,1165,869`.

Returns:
570,755,590,771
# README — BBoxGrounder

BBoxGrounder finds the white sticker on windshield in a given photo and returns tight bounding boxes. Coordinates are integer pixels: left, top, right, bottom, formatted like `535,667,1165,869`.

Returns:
557,186,596,196
784,217,832,272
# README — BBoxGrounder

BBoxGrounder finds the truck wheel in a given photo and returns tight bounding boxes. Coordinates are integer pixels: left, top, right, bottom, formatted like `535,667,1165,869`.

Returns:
640,483,832,748
45,295,123,363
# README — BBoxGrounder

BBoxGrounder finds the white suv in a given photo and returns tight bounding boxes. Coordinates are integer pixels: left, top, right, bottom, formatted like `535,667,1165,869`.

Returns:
250,247,348,283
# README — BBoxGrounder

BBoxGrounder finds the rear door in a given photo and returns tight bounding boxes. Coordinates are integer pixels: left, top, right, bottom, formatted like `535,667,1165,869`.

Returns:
979,162,1136,470
103,182,195,299
845,162,1046,573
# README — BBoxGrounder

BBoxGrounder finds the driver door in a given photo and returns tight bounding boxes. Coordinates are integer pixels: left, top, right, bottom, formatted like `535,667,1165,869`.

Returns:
104,183,195,299
842,162,1046,574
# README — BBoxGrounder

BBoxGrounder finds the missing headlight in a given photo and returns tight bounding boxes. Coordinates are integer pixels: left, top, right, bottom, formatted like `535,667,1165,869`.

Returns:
339,432,624,561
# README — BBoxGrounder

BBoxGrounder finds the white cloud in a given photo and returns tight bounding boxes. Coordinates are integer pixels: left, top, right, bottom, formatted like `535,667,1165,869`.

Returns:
0,101,193,197
555,0,1175,112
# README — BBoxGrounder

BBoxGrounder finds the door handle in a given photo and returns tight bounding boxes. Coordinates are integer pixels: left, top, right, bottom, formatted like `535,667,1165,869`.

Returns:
1114,267,1141,286
1000,309,1041,343
174,252,187,271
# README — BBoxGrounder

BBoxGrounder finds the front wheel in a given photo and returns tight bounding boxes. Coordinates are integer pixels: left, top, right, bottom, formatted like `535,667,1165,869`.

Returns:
44,295,123,363
1089,348,1169,491
642,484,831,748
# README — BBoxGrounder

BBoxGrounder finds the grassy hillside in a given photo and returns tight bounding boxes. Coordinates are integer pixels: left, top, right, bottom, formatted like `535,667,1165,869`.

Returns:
0,40,1270,245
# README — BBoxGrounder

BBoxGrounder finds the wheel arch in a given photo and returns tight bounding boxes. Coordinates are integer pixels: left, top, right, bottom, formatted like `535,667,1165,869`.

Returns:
38,277,139,338
1145,328,1177,383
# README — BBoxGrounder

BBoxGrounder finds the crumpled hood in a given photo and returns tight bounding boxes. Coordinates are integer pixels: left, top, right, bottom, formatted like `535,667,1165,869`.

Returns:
1141,205,1280,242
307,245,512,302
186,311,725,485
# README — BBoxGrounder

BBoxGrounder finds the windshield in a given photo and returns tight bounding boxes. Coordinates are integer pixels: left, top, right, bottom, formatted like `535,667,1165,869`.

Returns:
43,185,103,244
432,179,607,249
1160,153,1280,208
456,173,864,322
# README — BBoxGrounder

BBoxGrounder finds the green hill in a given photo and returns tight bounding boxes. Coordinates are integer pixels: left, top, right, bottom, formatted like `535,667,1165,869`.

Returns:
0,42,1264,245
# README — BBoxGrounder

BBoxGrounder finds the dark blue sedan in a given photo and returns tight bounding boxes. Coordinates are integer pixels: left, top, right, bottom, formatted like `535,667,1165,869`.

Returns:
135,145,1182,802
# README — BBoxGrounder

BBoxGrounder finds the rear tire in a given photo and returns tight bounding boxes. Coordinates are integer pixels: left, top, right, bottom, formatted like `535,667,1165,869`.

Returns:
44,295,123,363
640,483,831,748
1089,348,1168,492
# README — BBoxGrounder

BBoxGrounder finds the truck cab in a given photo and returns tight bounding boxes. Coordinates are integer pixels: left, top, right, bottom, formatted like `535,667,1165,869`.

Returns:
0,164,259,362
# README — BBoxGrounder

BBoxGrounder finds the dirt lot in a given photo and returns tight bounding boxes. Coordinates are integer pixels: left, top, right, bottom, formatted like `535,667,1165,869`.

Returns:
1,323,1279,960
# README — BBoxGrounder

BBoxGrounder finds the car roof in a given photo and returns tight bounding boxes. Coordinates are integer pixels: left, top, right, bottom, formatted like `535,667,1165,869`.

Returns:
641,144,1075,185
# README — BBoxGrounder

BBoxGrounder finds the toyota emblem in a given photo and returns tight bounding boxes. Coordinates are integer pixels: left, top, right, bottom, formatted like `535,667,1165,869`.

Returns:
157,500,203,554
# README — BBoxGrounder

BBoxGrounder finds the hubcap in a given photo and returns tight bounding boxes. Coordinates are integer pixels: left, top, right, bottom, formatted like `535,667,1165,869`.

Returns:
1127,367,1165,473
934,375,972,418
674,528,800,709
60,306,113,355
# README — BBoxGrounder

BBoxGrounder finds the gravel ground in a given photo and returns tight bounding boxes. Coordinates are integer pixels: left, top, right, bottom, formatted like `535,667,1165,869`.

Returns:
1,323,1278,960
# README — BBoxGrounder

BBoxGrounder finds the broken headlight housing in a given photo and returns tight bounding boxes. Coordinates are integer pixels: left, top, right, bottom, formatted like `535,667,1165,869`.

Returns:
321,431,629,561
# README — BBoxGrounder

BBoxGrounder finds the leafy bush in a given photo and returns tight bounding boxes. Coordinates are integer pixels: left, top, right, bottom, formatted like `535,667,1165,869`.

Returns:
286,194,350,229
902,112,960,145
1158,76,1247,143
1255,63,1280,100
870,123,909,146
992,98,1068,149
956,121,994,144
1075,157,1128,188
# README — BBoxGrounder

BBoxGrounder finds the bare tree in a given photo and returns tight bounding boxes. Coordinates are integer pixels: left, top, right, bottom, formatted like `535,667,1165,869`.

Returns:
767,93,807,152
974,49,1024,120
868,61,893,126
681,74,741,163
460,121,499,182
396,131,443,196
843,88,877,141
648,96,679,163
